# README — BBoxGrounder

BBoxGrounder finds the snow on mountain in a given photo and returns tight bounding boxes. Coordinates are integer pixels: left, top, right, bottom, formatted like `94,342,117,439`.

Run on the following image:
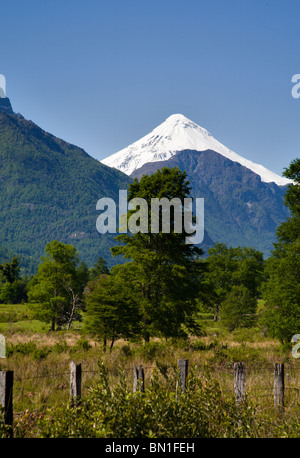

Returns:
101,114,292,186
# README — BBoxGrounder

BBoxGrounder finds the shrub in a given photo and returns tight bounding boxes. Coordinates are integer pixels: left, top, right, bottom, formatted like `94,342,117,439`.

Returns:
0,310,18,323
6,341,51,359
52,341,69,354
119,344,134,357
137,341,169,361
190,340,217,351
72,337,91,352
0,280,27,304
210,344,265,368
0,408,11,439
32,347,50,360
35,363,258,438
6,341,38,357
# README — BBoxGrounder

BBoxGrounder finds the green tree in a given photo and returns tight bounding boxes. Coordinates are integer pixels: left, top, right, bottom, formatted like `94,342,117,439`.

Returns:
28,241,88,330
0,257,27,304
88,256,109,280
273,158,300,250
0,257,20,283
263,244,300,343
85,272,140,351
263,158,300,343
204,243,264,321
111,167,204,341
282,158,300,216
220,285,257,331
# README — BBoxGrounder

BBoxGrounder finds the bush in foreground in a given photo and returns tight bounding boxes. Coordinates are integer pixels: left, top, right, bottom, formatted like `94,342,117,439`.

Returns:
32,364,258,438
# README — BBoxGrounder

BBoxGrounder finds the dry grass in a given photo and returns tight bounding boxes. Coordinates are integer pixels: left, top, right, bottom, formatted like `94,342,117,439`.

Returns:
2,322,300,437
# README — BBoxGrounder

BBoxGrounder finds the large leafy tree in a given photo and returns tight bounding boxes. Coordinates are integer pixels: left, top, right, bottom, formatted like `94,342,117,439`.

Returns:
28,241,88,330
88,256,109,280
263,158,300,343
203,243,264,321
0,257,27,304
0,257,20,284
263,245,300,343
84,272,140,351
220,285,258,331
111,167,204,341
273,158,300,250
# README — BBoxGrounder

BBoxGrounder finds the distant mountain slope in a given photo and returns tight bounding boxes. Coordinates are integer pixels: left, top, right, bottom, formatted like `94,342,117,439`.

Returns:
102,113,292,186
132,149,290,256
0,100,132,274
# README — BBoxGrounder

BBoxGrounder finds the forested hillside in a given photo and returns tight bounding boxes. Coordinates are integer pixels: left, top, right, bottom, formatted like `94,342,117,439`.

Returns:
0,110,132,274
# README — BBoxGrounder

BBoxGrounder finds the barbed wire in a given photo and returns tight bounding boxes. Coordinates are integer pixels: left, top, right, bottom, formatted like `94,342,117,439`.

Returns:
6,358,300,406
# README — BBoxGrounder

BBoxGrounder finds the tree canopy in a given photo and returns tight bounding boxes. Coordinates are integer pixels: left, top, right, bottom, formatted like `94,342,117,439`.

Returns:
263,158,300,343
84,272,140,351
108,167,205,341
28,241,88,330
0,257,27,304
203,243,264,321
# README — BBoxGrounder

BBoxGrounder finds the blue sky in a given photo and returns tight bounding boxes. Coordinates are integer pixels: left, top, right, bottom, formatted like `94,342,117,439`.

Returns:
1,0,300,177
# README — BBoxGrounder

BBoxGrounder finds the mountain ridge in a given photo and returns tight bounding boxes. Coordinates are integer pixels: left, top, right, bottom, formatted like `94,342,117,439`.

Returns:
0,104,291,272
101,113,292,186
0,97,13,114
0,108,132,274
131,149,290,256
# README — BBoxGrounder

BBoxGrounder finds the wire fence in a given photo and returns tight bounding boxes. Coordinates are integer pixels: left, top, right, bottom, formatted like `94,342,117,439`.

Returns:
3,358,300,400
2,357,300,437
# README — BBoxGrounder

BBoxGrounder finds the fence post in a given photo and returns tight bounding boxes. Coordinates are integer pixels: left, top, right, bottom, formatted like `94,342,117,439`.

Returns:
234,362,245,405
133,364,144,393
274,363,284,411
70,361,82,405
178,359,189,394
0,370,13,436
0,334,6,359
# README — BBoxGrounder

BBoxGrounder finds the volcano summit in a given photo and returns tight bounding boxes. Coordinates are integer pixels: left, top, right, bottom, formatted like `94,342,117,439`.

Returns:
101,113,291,256
101,113,292,187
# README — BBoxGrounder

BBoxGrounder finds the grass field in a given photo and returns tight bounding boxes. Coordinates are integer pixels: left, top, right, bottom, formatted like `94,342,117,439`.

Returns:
1,302,300,438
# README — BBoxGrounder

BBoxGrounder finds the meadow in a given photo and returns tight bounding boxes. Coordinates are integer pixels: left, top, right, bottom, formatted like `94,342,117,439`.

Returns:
1,302,300,438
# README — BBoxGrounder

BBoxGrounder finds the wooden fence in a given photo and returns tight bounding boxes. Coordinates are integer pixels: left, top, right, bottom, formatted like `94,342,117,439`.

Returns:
0,359,286,437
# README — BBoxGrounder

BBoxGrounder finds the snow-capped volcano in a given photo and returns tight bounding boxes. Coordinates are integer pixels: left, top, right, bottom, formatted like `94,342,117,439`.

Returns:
101,113,291,186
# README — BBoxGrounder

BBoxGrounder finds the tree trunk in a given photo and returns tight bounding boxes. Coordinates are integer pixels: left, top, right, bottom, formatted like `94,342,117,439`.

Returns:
110,336,115,351
144,332,150,343
214,304,219,322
